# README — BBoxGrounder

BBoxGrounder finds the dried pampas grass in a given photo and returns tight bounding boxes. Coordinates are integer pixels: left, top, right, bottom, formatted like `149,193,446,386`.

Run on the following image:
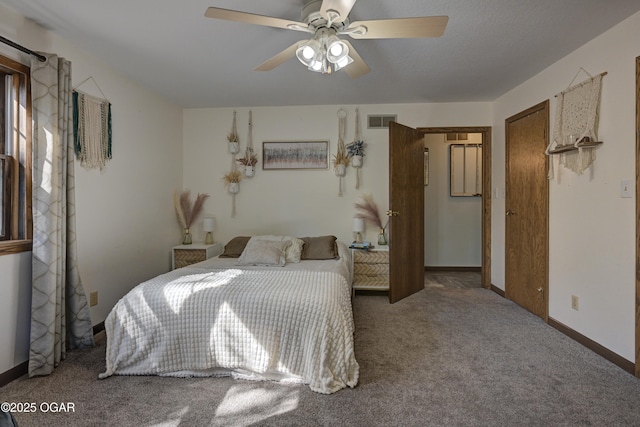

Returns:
174,190,209,228
354,193,387,230
223,169,243,185
333,141,350,169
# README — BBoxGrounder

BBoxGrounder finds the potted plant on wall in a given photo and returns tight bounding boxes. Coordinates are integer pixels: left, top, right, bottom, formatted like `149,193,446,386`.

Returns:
227,131,240,154
346,140,366,167
223,169,243,194
333,141,350,177
228,110,240,154
237,148,258,177
333,140,350,196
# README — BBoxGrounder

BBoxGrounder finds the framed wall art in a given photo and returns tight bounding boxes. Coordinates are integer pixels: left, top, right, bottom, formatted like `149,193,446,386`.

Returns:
262,140,329,170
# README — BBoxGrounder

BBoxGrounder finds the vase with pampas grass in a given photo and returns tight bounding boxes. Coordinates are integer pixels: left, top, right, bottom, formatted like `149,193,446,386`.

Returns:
354,193,389,245
174,190,209,244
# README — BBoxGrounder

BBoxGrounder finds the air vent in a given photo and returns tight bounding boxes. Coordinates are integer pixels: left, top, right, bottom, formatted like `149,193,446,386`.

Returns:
367,115,397,129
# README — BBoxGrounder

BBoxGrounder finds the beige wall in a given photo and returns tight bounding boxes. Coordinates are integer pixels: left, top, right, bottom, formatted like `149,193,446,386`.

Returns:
492,10,640,361
0,4,183,373
182,104,492,248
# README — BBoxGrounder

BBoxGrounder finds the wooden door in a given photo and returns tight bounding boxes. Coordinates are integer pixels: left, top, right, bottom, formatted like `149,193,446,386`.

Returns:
505,101,549,319
389,122,425,303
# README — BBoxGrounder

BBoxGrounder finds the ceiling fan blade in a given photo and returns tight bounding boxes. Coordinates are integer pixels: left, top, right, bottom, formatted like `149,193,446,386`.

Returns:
255,42,300,71
320,0,357,21
205,7,310,33
347,16,449,39
341,40,370,79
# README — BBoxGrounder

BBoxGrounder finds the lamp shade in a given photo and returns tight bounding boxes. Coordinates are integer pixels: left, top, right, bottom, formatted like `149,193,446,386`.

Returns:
352,217,365,233
203,217,216,232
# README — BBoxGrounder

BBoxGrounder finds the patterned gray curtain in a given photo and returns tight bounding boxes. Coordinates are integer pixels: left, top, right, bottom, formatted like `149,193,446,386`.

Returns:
29,54,94,377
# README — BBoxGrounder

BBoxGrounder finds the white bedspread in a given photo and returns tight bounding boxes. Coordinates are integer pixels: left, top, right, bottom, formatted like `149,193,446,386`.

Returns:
99,250,359,394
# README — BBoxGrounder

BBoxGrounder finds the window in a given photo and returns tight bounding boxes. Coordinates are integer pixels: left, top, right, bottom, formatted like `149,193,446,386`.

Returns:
0,53,32,255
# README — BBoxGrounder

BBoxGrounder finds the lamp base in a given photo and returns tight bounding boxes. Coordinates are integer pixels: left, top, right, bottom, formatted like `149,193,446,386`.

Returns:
205,232,214,245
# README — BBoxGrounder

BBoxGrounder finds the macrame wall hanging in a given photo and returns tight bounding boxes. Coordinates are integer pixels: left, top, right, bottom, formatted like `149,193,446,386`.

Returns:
72,76,112,171
545,68,606,179
223,110,242,217
237,110,257,178
347,108,366,189
333,108,349,196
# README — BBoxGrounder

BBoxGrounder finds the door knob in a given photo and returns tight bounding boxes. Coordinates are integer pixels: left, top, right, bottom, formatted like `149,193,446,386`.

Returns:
506,209,516,216
386,210,399,217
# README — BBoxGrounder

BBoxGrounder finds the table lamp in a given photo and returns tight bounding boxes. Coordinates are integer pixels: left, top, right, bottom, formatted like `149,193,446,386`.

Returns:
203,217,216,244
352,217,365,243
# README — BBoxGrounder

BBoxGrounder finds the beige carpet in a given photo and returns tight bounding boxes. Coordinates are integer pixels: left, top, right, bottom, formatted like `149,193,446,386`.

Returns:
2,283,640,426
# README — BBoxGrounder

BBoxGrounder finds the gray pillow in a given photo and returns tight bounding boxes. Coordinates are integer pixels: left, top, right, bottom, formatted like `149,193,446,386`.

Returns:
300,235,339,260
219,236,251,258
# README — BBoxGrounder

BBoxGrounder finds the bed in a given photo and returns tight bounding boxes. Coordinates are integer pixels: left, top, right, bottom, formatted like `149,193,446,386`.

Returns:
99,235,359,394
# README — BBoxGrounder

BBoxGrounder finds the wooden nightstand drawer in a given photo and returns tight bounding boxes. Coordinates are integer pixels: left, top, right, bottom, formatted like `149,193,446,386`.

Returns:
353,274,389,289
354,262,389,275
352,247,390,292
172,243,223,270
174,249,207,268
354,250,389,264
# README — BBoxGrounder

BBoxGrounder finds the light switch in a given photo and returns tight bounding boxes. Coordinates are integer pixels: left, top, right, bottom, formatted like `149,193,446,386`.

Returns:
621,180,633,198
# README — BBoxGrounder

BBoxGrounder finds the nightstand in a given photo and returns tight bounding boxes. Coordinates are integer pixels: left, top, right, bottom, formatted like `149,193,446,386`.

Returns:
352,247,389,292
172,243,223,269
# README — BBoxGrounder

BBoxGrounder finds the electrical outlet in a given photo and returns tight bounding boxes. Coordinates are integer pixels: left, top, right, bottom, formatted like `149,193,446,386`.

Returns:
90,291,98,307
571,295,579,311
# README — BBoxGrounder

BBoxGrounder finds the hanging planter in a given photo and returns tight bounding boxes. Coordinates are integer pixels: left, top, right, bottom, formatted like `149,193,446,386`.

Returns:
237,147,258,178
228,110,240,154
347,108,366,189
228,141,240,154
223,169,243,217
223,169,242,193
334,108,349,196
333,142,350,196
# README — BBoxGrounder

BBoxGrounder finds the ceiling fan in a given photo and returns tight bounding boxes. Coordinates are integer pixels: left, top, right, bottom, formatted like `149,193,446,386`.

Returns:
204,0,448,78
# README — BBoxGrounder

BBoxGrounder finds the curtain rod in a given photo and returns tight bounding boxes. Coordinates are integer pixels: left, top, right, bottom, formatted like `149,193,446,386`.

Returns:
0,35,46,62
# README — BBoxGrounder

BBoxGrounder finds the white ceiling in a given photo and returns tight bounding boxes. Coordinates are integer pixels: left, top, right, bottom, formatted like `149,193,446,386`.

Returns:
2,0,640,108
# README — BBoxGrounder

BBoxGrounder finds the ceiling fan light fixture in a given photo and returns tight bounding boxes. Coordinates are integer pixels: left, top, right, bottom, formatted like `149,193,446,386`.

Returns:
295,39,321,66
308,49,325,72
333,55,353,71
326,37,349,63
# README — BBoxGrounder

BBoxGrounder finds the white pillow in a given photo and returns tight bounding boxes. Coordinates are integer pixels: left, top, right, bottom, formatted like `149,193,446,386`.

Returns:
251,235,304,263
237,239,291,267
